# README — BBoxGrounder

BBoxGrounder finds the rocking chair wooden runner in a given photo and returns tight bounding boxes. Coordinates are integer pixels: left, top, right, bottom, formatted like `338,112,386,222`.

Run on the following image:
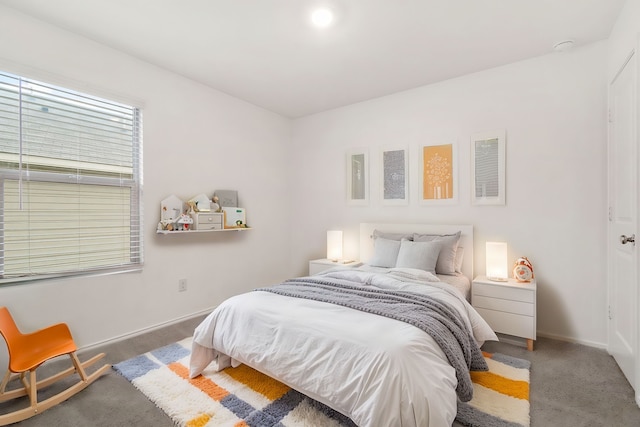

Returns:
0,307,110,425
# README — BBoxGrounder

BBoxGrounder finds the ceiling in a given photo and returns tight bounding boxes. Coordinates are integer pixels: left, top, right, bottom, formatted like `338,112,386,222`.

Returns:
2,0,626,118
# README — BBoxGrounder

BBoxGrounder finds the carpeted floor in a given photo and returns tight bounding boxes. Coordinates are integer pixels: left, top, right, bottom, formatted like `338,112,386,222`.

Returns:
2,314,640,426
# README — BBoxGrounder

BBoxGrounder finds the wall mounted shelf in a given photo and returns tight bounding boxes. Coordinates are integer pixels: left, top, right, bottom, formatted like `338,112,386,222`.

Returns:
156,228,251,235
158,193,249,233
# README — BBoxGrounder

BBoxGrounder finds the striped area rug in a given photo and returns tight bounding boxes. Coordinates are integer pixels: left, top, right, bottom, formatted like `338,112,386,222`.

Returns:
114,338,530,427
456,351,531,427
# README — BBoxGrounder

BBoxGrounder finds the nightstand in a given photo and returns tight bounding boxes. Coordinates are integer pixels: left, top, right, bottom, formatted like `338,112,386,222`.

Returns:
308,259,359,275
472,275,537,351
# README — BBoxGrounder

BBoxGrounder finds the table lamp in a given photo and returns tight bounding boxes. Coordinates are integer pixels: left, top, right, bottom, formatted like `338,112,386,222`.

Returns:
327,230,343,262
486,241,508,281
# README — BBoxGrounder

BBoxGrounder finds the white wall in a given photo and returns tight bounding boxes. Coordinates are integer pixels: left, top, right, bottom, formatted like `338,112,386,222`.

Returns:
0,6,293,368
290,42,609,347
608,0,640,78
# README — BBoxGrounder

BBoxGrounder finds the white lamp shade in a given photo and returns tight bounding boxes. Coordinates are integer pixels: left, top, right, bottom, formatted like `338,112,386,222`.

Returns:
486,241,508,280
311,8,334,28
327,230,343,261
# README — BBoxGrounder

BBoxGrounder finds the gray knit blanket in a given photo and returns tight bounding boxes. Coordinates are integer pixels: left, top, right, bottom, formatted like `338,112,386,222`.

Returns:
256,277,487,402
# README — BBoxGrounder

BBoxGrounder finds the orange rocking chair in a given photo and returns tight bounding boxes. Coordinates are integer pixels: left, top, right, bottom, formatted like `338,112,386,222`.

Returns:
0,307,110,425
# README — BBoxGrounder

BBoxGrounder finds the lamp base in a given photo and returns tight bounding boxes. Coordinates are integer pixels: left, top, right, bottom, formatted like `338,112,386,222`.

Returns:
487,276,508,282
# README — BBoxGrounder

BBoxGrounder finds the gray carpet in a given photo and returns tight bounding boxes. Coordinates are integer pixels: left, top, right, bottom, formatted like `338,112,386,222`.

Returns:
2,314,639,426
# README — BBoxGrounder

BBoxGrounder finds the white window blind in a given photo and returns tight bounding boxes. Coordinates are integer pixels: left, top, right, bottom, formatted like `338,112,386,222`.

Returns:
0,71,143,283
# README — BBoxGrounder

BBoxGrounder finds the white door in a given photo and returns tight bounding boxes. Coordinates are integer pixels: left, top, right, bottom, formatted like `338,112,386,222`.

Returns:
608,49,638,400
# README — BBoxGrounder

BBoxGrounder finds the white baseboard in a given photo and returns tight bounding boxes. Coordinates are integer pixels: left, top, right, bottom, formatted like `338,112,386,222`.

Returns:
536,330,607,350
78,307,214,354
494,331,607,350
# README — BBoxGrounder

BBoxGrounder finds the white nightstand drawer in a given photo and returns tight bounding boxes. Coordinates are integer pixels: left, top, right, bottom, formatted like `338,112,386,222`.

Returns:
473,282,534,303
475,307,536,339
472,295,535,316
190,212,223,230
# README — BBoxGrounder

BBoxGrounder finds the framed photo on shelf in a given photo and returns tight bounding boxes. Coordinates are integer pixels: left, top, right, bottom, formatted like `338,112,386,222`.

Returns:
380,146,408,205
346,148,369,206
420,143,457,205
471,130,506,206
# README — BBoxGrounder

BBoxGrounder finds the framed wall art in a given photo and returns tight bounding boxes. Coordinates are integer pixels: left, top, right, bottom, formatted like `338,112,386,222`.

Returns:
380,146,408,205
471,130,506,206
420,143,457,205
346,148,369,206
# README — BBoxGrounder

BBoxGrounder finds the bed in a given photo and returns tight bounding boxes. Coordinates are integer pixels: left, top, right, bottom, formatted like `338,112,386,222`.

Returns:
190,223,497,427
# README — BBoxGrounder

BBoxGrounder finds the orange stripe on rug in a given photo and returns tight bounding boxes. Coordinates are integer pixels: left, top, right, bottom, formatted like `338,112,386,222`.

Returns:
224,364,291,401
169,362,230,401
470,370,529,400
186,413,211,427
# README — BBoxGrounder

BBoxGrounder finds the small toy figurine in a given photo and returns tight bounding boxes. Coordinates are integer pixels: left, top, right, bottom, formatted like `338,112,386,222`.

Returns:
186,200,198,214
211,195,221,212
513,257,534,282
176,213,194,231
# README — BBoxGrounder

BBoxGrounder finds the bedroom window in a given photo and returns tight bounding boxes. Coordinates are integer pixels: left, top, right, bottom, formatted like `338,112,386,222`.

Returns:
0,71,143,284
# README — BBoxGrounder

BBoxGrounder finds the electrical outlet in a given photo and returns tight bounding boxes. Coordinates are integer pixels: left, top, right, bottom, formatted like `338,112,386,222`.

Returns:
178,279,187,292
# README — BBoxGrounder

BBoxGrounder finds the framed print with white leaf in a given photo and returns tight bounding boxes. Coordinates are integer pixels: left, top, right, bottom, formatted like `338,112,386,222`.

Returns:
471,130,506,205
346,148,369,206
380,146,408,205
420,143,457,205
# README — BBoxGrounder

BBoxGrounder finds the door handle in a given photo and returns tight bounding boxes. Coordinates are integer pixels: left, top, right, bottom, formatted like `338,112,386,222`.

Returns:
620,234,636,245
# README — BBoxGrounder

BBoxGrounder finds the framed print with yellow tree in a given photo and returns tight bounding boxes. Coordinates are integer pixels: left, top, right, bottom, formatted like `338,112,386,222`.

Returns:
420,143,457,205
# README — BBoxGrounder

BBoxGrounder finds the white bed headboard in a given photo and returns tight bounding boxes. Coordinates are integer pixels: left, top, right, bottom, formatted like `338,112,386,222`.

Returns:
359,223,474,280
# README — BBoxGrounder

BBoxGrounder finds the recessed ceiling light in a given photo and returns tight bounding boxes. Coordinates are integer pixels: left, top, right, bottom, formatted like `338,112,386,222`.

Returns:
311,7,334,28
553,40,575,52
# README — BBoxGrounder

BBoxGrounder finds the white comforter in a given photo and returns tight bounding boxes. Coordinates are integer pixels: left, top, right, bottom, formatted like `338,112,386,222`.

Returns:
190,268,497,427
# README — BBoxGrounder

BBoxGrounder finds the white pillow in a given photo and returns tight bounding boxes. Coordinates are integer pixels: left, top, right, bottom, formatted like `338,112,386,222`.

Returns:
454,246,464,273
369,237,401,268
395,240,440,274
372,229,413,241
413,231,461,275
